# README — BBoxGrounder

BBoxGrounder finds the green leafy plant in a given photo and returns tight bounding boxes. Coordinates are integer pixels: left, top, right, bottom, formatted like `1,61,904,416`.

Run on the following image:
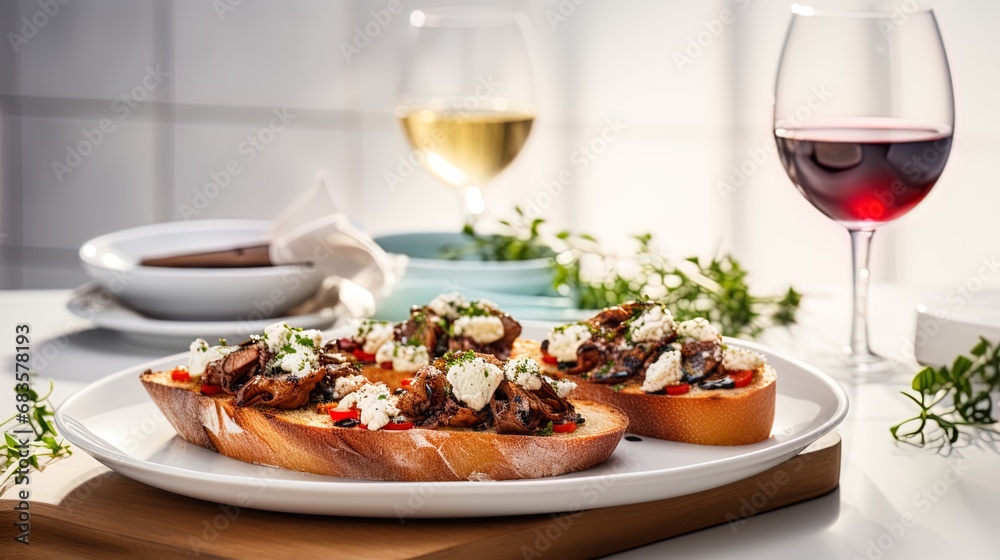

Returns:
439,207,555,261
2,382,72,493
552,231,801,338
442,208,802,339
891,337,1000,446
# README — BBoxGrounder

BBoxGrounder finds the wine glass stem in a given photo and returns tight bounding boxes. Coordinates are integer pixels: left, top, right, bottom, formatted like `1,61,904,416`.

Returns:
848,229,875,358
461,186,486,224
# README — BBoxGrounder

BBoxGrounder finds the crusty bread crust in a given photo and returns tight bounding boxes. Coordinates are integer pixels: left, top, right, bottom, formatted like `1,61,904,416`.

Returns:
512,338,776,446
140,369,627,482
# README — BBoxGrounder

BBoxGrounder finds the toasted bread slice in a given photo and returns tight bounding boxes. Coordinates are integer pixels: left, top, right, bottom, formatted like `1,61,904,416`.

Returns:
512,338,776,446
140,369,628,482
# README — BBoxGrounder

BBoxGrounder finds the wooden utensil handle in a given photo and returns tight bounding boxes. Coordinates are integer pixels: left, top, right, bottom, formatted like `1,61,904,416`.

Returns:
140,244,273,268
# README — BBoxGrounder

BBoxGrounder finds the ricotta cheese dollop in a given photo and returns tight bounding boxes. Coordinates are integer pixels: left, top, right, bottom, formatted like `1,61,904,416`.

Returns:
628,305,676,343
332,373,368,399
263,322,324,374
428,292,466,319
352,320,394,354
446,356,504,411
335,382,400,431
722,346,766,372
542,375,578,399
641,350,683,393
676,318,721,343
503,356,542,391
375,341,430,373
546,323,592,363
453,315,505,344
188,338,234,378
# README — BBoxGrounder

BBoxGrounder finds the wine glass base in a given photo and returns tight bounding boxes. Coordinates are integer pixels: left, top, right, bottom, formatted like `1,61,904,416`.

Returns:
810,348,910,382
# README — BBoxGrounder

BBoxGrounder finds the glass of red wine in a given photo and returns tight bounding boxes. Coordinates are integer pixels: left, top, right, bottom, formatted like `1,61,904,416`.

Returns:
774,3,954,373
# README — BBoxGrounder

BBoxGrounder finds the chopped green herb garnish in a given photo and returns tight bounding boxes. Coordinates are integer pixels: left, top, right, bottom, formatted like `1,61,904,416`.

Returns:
295,336,315,348
444,350,477,368
535,421,554,437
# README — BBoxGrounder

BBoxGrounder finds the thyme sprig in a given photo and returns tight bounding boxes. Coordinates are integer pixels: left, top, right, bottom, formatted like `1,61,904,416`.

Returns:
442,208,801,339
552,231,801,338
2,381,72,494
891,337,1000,446
439,207,555,262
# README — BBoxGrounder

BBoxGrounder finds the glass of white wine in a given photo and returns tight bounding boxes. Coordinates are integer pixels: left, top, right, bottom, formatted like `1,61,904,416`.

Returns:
396,7,536,222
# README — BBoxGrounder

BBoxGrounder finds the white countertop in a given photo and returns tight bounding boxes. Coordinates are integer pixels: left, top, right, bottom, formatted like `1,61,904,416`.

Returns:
1,287,997,558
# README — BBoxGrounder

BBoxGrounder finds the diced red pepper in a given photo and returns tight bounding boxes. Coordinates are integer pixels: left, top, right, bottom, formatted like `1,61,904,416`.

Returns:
171,369,191,382
400,378,412,387
732,370,754,388
383,421,414,431
553,422,577,434
329,408,360,422
541,351,558,365
359,424,368,430
380,361,393,370
666,383,690,396
351,348,376,362
200,384,224,396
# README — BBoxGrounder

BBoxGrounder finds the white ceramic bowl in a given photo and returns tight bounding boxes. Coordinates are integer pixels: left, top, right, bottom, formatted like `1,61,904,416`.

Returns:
915,290,1000,366
79,220,323,321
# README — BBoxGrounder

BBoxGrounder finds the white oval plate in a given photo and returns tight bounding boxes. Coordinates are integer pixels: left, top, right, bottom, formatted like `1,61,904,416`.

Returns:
55,325,848,518
67,283,338,349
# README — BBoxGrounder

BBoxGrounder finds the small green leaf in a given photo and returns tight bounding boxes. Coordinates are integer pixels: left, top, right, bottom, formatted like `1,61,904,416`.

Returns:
951,355,973,379
912,366,937,392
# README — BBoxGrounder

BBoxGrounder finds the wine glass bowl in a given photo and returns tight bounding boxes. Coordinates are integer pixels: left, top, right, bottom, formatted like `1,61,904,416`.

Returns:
396,8,536,221
773,4,954,372
774,119,952,229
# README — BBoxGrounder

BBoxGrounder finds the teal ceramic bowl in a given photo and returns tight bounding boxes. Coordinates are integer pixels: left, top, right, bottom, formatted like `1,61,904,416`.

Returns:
373,232,556,296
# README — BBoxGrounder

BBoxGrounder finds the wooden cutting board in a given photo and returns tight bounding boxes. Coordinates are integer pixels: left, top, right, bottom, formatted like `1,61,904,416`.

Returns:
0,432,840,559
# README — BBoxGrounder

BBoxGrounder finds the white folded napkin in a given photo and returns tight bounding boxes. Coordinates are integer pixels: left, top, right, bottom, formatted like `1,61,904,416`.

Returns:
269,170,406,317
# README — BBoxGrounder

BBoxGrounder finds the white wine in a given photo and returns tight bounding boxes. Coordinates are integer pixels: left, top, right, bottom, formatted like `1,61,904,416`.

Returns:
398,109,534,187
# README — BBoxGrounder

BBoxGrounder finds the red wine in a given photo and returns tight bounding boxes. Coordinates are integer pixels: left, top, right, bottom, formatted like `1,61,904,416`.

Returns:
775,120,952,226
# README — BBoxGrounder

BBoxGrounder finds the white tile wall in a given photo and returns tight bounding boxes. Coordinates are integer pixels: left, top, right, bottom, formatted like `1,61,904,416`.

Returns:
172,119,358,222
573,125,729,257
567,0,733,130
20,115,157,249
17,0,159,102
0,2,16,97
0,113,10,254
933,1,1000,139
173,0,352,110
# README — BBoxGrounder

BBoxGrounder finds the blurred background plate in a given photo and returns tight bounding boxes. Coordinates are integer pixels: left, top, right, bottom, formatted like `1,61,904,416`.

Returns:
371,278,589,322
374,231,555,293
66,283,338,350
373,231,573,321
79,220,323,321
